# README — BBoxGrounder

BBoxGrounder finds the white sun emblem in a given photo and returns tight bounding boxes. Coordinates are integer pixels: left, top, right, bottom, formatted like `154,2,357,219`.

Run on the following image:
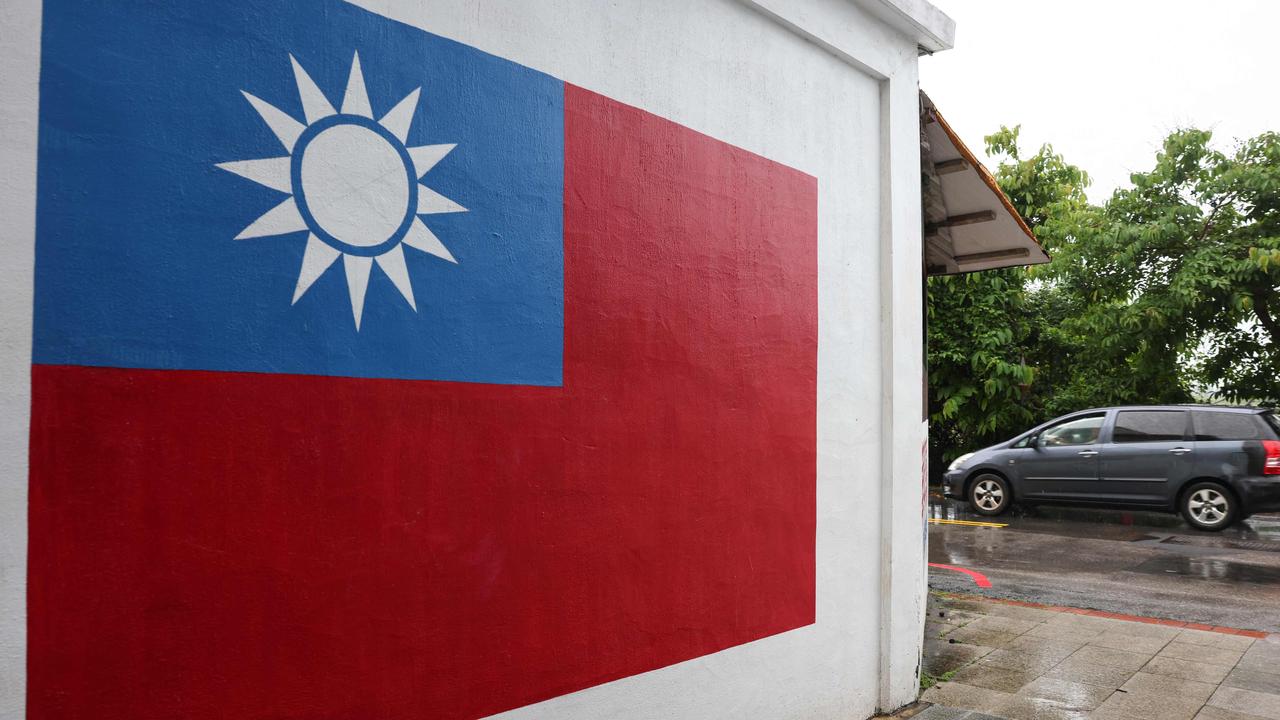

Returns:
217,52,465,329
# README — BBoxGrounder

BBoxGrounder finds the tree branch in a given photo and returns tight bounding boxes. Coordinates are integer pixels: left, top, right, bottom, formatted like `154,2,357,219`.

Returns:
1254,290,1280,348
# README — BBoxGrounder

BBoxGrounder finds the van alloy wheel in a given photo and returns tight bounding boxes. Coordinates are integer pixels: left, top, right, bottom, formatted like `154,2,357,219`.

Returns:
1188,488,1228,526
1181,482,1236,531
974,480,1003,511
968,474,1010,516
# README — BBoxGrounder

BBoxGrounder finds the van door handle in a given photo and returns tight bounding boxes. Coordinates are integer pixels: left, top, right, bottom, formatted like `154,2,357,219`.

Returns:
1078,450,1098,457
1169,447,1192,455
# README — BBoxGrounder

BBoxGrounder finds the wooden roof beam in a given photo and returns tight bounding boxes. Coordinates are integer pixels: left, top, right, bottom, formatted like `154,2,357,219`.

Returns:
933,158,969,175
953,247,1031,265
924,209,996,236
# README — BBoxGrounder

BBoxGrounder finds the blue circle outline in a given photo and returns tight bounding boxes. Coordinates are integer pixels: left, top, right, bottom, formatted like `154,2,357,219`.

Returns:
290,114,419,257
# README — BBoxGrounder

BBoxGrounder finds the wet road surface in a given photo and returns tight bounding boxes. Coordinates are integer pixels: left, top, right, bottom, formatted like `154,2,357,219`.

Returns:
928,495,1280,632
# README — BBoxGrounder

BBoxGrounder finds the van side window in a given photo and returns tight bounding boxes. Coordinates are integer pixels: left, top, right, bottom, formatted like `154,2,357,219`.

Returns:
1039,415,1104,447
1193,411,1264,441
1113,411,1185,443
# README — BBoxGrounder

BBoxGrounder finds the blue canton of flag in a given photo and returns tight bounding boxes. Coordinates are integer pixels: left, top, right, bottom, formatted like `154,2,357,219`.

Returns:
34,0,565,385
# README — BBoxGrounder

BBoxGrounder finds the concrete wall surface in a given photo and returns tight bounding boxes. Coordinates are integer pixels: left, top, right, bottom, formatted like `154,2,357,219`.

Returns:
0,1,935,718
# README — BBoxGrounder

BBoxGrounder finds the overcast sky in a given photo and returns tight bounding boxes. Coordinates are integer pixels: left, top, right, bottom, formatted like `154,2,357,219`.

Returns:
919,1,1280,202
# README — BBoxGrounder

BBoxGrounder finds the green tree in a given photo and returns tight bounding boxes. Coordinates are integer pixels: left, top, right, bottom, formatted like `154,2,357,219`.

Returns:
1056,129,1280,405
927,268,1035,468
927,126,1280,472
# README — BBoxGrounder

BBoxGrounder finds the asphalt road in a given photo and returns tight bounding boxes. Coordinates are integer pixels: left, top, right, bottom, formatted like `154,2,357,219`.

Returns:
927,494,1280,632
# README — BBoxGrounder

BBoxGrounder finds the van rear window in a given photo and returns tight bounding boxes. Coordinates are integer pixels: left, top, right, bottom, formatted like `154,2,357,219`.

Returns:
1264,412,1280,439
1113,411,1186,443
1193,411,1268,441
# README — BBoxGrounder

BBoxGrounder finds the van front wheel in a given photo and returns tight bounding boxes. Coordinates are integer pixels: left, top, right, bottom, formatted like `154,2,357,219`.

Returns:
968,474,1010,516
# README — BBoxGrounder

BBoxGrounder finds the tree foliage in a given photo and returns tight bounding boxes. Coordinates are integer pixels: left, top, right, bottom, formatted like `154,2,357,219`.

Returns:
928,125,1280,470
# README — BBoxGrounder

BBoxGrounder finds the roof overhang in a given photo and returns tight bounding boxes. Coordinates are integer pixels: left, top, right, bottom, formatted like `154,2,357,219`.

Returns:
920,92,1050,275
856,0,956,54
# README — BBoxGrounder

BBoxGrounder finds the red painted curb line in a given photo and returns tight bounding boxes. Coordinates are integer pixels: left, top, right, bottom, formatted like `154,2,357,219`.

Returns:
935,591,1272,639
927,563,992,588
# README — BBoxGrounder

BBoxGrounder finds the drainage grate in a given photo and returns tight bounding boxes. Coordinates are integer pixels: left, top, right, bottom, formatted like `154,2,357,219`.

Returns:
1161,535,1280,553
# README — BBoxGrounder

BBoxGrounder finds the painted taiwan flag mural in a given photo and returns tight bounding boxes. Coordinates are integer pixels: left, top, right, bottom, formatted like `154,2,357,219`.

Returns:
29,1,817,719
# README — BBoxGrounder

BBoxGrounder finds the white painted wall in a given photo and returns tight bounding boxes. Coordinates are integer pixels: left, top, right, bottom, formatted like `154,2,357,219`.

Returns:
0,0,947,717
0,1,39,718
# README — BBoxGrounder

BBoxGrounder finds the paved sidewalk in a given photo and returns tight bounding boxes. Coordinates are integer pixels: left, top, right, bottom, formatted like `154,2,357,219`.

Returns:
918,593,1280,720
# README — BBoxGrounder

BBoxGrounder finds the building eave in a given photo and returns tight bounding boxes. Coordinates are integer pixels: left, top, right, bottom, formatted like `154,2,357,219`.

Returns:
855,0,956,53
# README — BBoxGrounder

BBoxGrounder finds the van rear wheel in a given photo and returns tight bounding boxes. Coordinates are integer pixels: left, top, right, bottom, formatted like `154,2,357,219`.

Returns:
968,474,1010,516
1181,482,1236,531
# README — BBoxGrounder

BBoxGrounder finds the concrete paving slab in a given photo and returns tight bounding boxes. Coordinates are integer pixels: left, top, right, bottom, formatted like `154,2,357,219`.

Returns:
921,682,1013,714
1140,655,1234,684
928,621,957,638
1066,644,1153,671
946,626,1022,648
1223,668,1280,695
979,604,1063,624
933,610,987,629
963,615,1041,636
1042,614,1124,630
1239,642,1280,672
1024,623,1104,642
1194,706,1273,720
1120,671,1217,703
908,707,972,720
1092,621,1182,641
1042,657,1137,689
924,639,996,677
1000,635,1085,661
1087,632,1172,655
1159,640,1248,667
1208,686,1280,720
951,664,1040,693
1015,677,1113,710
979,649,1063,675
1240,655,1280,673
987,694,1091,720
1177,628,1258,650
912,706,1010,720
1087,689,1205,720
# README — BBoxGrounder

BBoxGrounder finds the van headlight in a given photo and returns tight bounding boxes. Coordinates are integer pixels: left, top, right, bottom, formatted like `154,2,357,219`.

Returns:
948,452,975,471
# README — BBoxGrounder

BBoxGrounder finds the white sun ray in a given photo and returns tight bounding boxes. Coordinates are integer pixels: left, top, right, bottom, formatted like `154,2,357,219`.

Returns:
220,53,468,329
341,52,373,118
289,55,336,124
374,243,417,309
417,185,467,215
235,197,306,239
241,91,305,152
343,254,373,329
407,144,456,178
402,218,457,263
215,157,292,193
379,88,421,144
293,234,341,304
